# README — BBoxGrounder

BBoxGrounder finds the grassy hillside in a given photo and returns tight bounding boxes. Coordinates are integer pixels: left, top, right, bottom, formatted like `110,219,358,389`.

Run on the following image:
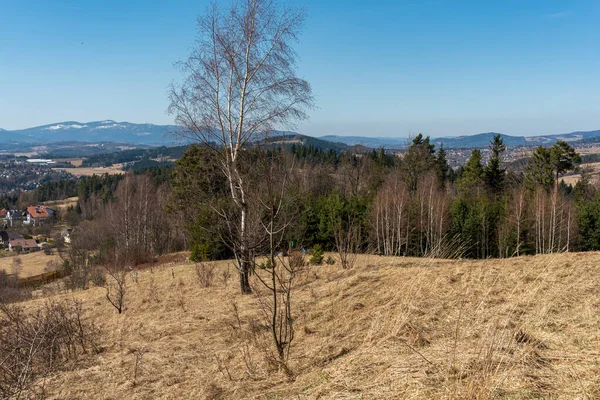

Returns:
15,252,600,399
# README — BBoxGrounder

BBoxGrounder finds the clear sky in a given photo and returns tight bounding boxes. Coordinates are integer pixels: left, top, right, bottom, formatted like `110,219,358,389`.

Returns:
1,0,599,138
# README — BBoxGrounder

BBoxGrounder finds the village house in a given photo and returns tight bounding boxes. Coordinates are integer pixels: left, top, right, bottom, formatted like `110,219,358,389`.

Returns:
62,228,72,244
0,231,24,248
3,210,23,227
8,238,39,252
24,205,55,226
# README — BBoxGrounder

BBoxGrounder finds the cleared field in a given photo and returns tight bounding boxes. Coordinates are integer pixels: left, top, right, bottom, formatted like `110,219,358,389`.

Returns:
53,164,124,177
0,250,61,278
43,196,79,211
14,251,600,399
55,158,84,167
561,161,600,185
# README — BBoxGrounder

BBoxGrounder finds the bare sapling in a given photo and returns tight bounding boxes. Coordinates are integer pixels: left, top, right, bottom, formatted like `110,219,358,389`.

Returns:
251,148,301,370
333,214,359,269
195,262,216,287
11,257,22,277
105,263,127,314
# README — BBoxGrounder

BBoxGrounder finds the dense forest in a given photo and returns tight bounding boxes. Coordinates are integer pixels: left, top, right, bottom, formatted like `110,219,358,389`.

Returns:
80,146,188,167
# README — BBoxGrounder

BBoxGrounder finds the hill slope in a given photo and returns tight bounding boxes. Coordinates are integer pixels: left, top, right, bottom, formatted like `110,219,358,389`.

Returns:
20,252,600,399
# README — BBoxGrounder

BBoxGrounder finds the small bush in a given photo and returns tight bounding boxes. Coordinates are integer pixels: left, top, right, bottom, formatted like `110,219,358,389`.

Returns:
0,299,98,397
90,267,107,287
309,244,324,265
289,252,306,269
0,270,31,304
325,256,335,265
221,265,232,286
195,263,215,287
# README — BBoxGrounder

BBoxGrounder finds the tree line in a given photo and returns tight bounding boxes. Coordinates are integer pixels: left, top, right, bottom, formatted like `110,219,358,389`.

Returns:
171,135,595,264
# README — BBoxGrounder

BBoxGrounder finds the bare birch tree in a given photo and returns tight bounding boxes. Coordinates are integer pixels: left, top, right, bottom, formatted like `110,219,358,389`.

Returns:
168,0,313,294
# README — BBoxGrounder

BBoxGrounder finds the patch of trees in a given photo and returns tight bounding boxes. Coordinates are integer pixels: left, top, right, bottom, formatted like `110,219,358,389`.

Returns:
80,146,188,168
34,179,79,202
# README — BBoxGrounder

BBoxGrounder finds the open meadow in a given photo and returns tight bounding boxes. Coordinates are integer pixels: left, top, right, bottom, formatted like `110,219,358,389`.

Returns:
11,252,600,399
0,250,61,278
52,165,124,177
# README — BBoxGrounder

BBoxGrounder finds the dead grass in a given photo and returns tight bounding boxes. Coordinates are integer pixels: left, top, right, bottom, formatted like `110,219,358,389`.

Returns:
43,196,79,211
561,161,600,185
55,158,84,167
0,250,61,278
53,164,124,177
17,252,600,399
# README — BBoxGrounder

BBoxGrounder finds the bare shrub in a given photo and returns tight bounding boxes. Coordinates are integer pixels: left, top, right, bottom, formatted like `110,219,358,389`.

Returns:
195,263,215,288
0,299,98,398
0,270,31,304
334,219,359,269
105,266,127,314
221,265,232,286
90,266,107,287
254,252,305,371
129,346,148,386
11,257,22,276
45,259,61,272
64,267,90,292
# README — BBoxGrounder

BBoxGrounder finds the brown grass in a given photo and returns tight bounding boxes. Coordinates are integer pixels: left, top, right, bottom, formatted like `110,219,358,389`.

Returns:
561,161,600,185
52,164,124,177
0,250,61,278
55,158,84,167
17,252,600,399
43,196,79,211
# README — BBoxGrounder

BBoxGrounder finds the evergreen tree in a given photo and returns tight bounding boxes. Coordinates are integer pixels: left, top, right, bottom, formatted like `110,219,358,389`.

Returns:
550,140,581,185
525,146,554,191
459,149,485,192
435,144,450,187
484,134,506,193
402,134,436,192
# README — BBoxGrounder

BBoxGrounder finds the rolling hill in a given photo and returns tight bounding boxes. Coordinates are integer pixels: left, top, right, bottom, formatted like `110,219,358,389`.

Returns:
8,251,600,398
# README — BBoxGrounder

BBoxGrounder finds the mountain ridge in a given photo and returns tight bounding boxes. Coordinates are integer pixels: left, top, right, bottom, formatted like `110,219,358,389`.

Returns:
0,120,180,145
2,121,600,149
322,130,600,149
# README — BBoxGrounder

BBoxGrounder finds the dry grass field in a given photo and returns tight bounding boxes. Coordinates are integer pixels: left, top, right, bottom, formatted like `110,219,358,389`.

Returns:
55,158,84,167
16,252,600,399
0,250,61,278
43,196,79,211
52,164,124,177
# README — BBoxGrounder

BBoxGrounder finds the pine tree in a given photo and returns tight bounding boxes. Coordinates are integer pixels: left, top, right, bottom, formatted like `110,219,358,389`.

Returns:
484,134,506,193
435,144,450,187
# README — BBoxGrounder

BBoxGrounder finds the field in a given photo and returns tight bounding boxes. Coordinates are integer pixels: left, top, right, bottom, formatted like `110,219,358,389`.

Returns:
43,196,79,211
560,161,600,185
14,252,600,399
53,164,124,177
0,250,61,278
55,158,84,167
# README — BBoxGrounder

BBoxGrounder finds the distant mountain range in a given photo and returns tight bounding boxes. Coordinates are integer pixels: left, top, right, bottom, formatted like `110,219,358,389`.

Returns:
321,130,600,149
0,121,179,145
1,121,600,150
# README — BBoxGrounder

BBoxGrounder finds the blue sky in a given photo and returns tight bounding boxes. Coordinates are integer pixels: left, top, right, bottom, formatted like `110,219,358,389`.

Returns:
1,0,599,137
